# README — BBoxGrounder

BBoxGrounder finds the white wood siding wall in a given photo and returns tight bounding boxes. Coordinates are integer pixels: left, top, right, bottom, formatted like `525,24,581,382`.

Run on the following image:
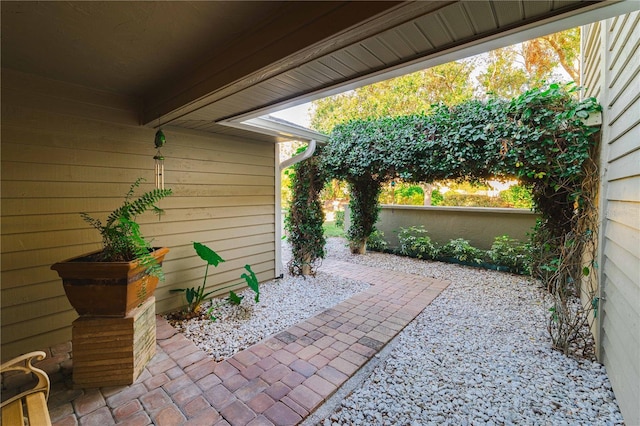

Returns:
583,12,640,425
1,69,276,360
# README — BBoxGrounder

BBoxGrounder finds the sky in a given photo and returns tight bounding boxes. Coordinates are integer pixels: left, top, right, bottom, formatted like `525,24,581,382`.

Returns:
270,102,313,128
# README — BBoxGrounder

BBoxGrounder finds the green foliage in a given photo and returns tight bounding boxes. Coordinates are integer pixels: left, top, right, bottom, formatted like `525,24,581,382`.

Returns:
380,182,424,205
395,231,532,275
477,48,529,98
334,210,345,228
227,291,243,305
241,264,260,303
311,29,580,134
528,218,562,283
171,242,259,316
395,185,424,205
397,226,439,259
177,286,214,314
80,177,172,279
320,116,422,252
281,169,294,210
431,189,444,206
280,141,308,209
321,179,349,204
171,242,223,314
194,241,225,267
366,229,388,252
426,182,533,208
285,149,327,275
215,264,260,317
440,238,485,264
499,185,534,209
435,193,511,208
293,82,600,356
506,83,601,246
489,235,532,274
321,116,412,181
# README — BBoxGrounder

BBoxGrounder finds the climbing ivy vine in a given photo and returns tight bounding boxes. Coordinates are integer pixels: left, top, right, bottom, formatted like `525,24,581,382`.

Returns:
289,82,601,356
284,147,327,276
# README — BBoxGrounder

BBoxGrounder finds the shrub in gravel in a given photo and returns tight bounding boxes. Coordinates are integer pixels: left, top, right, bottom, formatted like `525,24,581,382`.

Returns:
366,229,389,252
439,238,484,264
397,226,439,259
489,235,532,275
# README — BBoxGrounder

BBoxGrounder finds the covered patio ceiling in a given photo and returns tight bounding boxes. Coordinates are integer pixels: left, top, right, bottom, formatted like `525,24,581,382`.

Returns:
2,1,637,139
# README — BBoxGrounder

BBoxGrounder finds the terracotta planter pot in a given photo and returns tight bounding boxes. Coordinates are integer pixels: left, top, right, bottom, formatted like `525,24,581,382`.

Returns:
51,247,169,317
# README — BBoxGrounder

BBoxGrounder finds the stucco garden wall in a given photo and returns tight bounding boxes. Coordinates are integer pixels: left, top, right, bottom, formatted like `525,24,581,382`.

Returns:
346,205,539,250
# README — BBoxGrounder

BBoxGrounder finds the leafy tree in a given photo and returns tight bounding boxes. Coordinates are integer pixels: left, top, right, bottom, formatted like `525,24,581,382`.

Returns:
312,28,580,133
311,61,475,133
477,28,580,97
533,28,581,84
476,48,529,98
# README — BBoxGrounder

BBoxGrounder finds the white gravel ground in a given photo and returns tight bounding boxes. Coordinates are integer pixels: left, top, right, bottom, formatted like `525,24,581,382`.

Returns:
168,237,624,425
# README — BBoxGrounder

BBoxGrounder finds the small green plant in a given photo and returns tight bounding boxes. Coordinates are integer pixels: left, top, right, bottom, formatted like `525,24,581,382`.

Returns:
80,177,172,279
366,229,388,252
171,242,224,314
440,238,484,264
227,264,261,306
488,235,532,274
397,226,439,259
171,242,260,316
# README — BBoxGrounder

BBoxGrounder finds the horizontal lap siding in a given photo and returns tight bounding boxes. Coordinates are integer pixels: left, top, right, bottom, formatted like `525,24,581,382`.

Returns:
582,21,601,99
1,70,276,360
586,11,640,425
581,23,605,355
153,127,276,316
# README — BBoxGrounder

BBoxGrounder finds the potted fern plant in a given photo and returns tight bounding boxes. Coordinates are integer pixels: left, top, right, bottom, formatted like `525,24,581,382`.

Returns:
51,178,172,317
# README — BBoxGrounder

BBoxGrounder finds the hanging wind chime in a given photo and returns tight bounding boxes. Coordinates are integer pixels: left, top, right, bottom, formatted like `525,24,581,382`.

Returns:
154,128,166,189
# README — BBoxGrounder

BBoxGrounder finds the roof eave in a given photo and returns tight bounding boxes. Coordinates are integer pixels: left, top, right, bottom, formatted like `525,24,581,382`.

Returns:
220,116,329,144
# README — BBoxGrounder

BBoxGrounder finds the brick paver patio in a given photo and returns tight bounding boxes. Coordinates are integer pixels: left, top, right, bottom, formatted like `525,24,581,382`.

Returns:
46,260,450,425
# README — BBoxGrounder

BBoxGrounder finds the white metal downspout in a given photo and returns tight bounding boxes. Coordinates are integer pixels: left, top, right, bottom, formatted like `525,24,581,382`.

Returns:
275,140,317,277
279,139,317,170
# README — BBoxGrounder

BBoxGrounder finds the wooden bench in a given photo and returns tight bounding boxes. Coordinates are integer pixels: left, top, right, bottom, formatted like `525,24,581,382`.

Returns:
1,351,52,426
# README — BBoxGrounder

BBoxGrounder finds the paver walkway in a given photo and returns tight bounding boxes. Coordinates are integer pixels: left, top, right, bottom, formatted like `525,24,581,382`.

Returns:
47,260,450,425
